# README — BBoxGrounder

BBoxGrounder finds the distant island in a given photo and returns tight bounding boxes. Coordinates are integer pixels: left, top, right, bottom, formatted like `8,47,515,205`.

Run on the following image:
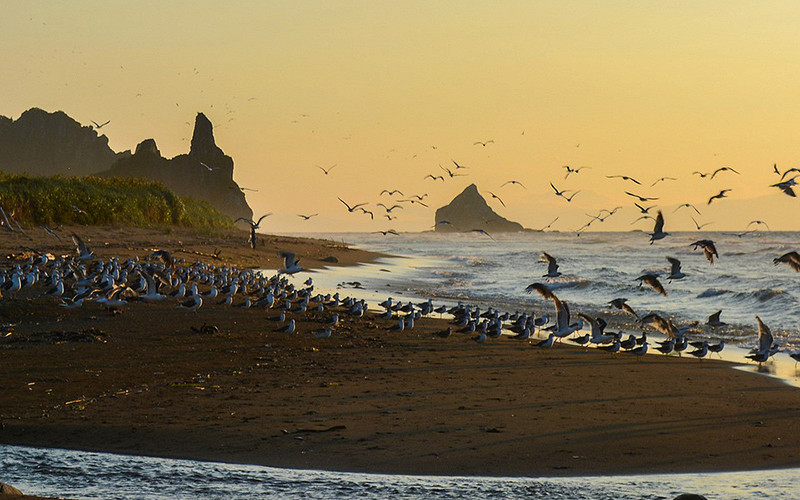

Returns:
434,184,526,232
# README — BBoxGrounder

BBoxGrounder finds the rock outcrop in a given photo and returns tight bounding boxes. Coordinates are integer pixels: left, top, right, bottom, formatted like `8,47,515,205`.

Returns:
435,184,525,232
0,108,127,176
102,113,252,222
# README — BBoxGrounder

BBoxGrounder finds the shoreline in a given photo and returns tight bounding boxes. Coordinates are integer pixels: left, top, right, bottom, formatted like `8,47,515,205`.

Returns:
2,226,800,482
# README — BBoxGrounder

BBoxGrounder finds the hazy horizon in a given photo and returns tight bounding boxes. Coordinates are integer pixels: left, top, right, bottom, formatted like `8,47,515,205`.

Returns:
4,1,800,232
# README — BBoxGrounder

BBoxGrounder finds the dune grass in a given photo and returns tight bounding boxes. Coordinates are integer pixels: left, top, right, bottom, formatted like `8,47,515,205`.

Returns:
0,173,233,230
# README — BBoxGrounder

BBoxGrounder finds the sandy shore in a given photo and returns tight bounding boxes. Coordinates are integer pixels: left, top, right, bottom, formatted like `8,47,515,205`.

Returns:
1,226,800,482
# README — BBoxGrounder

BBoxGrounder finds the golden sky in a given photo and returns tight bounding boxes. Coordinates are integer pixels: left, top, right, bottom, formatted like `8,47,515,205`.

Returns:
4,1,800,232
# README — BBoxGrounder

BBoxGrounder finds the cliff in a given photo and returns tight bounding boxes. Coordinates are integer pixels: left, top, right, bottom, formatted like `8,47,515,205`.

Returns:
435,184,525,232
0,108,127,176
101,113,252,222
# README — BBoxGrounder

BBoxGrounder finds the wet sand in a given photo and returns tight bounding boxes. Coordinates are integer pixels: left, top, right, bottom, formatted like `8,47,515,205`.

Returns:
1,227,800,479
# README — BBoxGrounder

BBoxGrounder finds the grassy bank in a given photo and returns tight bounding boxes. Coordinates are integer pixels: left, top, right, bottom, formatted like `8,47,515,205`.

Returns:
0,173,232,230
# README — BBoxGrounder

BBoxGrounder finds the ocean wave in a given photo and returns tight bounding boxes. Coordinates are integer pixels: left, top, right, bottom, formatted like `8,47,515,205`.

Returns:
734,288,792,303
697,288,733,298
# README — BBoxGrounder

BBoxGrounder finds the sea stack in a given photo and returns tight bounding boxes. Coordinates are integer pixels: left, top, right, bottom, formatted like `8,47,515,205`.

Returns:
0,107,128,176
103,113,253,221
434,184,524,232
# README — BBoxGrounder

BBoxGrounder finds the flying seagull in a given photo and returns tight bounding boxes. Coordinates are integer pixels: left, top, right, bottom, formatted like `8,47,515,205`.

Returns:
91,120,111,129
316,164,337,175
691,239,719,264
278,251,303,274
501,180,526,189
707,189,731,205
651,176,677,186
636,273,667,296
470,229,495,241
625,191,659,202
540,252,561,278
710,166,740,179
338,197,367,212
606,175,641,185
770,177,797,197
673,203,701,215
608,298,638,318
690,216,712,231
487,191,506,207
648,210,668,244
298,214,318,220
563,165,590,179
774,251,800,272
473,140,494,147
666,257,686,281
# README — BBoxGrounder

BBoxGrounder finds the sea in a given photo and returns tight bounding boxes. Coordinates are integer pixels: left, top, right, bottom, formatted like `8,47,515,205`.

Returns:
4,230,800,499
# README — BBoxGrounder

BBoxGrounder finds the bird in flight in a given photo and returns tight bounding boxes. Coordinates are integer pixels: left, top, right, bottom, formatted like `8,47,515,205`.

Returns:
636,273,667,296
770,177,797,197
487,192,505,207
551,183,579,202
470,229,495,241
710,166,740,179
440,165,466,178
537,216,559,231
746,220,770,231
377,203,403,213
501,180,526,189
91,120,110,129
338,197,367,212
236,213,272,229
774,251,800,272
690,216,712,230
673,203,701,215
380,189,404,196
634,203,654,214
649,210,668,244
606,175,641,185
316,164,337,175
298,214,318,220
424,174,444,181
452,160,468,170
651,176,677,186
707,189,731,205
691,239,719,264
625,191,659,202
692,171,711,178
375,229,399,236
473,140,494,147
563,165,590,179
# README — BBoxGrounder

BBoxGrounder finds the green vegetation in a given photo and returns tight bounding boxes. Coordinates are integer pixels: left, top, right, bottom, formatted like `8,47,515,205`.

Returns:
0,173,233,229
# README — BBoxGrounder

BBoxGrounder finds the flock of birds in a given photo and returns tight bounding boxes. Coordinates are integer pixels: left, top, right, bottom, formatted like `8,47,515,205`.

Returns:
2,232,799,371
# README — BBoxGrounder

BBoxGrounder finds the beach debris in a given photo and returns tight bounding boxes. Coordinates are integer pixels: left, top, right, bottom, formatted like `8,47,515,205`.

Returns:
0,328,108,345
190,324,219,335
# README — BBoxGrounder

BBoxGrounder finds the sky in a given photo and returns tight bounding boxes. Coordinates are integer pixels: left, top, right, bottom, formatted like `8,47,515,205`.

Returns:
3,1,800,233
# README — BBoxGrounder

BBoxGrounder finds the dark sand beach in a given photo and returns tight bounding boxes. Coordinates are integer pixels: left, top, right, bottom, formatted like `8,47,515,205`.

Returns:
1,227,800,486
